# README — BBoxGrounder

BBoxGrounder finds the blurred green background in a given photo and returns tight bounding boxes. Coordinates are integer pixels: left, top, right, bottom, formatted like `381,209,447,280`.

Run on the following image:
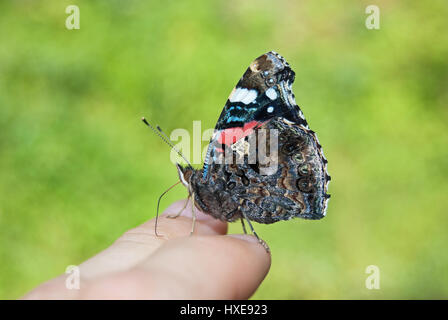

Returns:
1,0,447,299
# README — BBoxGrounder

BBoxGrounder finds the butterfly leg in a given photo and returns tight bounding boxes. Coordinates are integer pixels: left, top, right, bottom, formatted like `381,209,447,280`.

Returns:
190,193,197,236
241,212,260,240
240,217,247,234
241,212,270,253
167,196,190,219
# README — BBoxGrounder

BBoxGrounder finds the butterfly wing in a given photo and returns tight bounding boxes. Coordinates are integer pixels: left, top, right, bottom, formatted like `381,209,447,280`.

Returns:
238,118,331,222
203,51,308,179
196,51,330,222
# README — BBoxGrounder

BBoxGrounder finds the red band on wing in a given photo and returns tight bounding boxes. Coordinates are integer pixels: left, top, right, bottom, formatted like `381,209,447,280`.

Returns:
217,120,265,146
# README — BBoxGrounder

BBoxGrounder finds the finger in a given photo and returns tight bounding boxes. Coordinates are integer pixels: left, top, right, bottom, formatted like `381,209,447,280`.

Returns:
81,234,271,299
21,275,80,299
76,199,228,280
22,199,231,299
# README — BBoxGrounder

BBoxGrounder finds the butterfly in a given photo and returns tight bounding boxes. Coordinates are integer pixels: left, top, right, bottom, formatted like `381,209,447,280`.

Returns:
172,51,331,242
143,51,331,245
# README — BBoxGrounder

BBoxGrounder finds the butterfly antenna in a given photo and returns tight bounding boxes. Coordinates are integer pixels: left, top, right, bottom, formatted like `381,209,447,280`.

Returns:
156,125,179,148
154,181,181,237
141,117,193,169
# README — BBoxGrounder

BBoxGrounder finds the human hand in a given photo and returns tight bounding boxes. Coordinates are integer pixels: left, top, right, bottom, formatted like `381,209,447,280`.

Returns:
22,199,271,299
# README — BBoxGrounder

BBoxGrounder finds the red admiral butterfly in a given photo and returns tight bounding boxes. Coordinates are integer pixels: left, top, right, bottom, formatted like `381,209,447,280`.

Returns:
173,51,331,242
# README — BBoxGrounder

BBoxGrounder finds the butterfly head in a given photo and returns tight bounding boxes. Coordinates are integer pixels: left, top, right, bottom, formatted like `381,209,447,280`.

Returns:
176,163,193,188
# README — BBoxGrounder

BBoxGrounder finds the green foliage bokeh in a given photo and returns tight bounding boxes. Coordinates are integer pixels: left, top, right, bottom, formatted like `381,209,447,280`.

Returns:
0,0,447,299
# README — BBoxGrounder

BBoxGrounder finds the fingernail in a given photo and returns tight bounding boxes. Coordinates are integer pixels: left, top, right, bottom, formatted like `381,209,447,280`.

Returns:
228,234,261,244
228,234,271,253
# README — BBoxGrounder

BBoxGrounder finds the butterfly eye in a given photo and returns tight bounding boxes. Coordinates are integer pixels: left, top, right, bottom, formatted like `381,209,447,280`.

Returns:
293,153,304,163
266,77,276,86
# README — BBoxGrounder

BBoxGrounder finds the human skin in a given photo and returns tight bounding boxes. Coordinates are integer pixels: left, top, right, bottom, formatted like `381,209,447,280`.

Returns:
22,199,271,299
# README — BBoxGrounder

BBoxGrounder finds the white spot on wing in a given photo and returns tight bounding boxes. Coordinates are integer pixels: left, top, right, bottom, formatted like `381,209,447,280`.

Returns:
241,89,257,104
265,87,278,100
233,88,247,102
229,87,257,104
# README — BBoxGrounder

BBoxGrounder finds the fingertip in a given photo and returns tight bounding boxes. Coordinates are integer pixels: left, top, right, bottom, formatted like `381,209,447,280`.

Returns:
227,234,271,255
225,234,272,273
140,234,271,299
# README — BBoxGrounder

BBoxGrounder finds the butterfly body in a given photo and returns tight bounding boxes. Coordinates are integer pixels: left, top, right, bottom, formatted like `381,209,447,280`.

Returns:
177,51,330,225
